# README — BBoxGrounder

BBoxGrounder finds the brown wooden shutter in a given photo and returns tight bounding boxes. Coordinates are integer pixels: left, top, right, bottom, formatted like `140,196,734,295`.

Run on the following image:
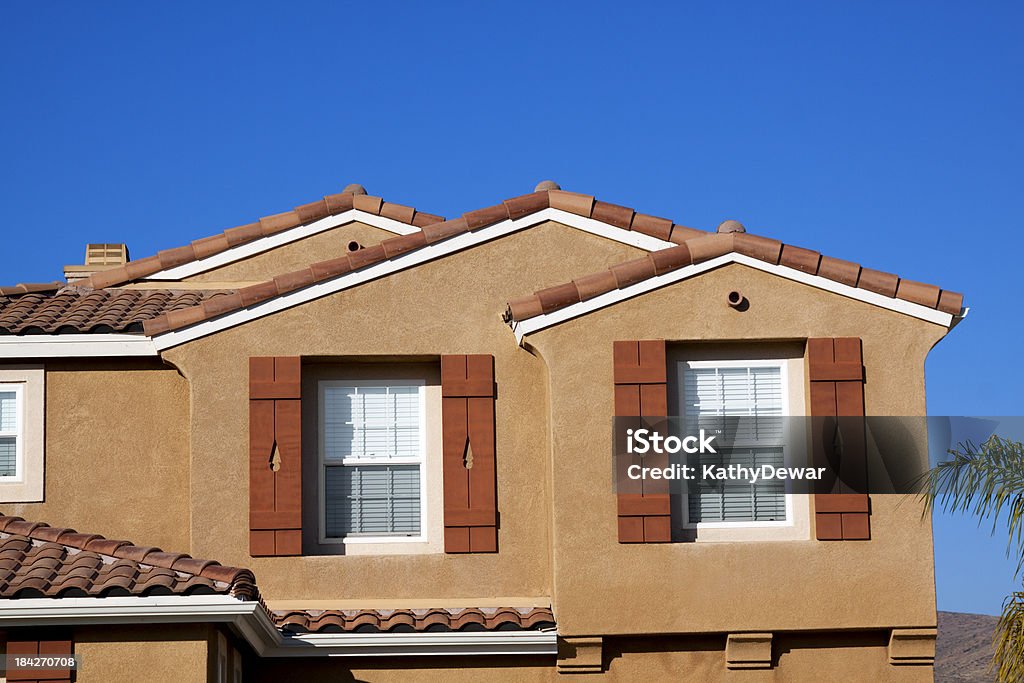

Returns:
808,338,871,541
441,355,498,553
7,632,73,682
249,356,302,556
613,340,672,543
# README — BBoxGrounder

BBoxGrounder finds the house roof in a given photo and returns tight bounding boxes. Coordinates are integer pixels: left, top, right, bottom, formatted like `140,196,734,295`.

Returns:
0,282,64,297
503,226,965,324
0,514,257,600
140,188,704,336
273,607,556,634
79,187,445,290
0,288,235,334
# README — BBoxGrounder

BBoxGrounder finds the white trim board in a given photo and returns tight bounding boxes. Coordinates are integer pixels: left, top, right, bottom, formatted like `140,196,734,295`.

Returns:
0,596,558,658
151,208,676,351
145,207,672,282
511,253,957,342
145,210,421,281
0,334,157,358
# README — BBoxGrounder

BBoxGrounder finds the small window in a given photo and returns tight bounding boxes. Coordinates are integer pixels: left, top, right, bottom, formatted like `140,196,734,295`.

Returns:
318,381,426,543
0,385,22,479
681,361,788,525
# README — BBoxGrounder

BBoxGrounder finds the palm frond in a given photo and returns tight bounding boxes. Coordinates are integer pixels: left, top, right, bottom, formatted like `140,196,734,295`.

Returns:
995,592,1024,682
921,436,1024,573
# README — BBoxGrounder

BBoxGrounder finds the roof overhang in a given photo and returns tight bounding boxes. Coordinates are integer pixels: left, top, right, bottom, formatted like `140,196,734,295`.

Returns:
143,209,422,281
511,252,962,343
0,334,158,358
0,596,558,658
150,207,675,351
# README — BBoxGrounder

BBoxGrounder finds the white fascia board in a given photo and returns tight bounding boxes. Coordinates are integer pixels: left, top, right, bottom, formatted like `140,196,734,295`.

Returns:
152,208,674,351
0,334,158,358
513,253,956,342
0,597,557,658
145,210,420,281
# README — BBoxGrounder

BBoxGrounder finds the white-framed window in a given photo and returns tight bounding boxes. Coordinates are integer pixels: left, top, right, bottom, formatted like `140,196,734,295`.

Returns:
0,365,43,503
318,380,427,544
679,359,792,528
0,384,23,480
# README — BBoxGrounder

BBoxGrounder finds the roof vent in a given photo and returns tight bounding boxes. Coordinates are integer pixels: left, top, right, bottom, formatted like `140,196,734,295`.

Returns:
343,184,367,195
534,180,560,192
64,243,129,284
717,220,745,234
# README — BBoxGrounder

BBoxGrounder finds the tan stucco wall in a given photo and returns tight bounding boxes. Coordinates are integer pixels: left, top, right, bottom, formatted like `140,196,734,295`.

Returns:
73,624,209,683
184,222,400,284
3,359,191,551
161,221,644,603
524,262,946,636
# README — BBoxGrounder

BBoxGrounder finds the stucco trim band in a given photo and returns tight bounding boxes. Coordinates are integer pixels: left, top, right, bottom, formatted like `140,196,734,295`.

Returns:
0,334,157,358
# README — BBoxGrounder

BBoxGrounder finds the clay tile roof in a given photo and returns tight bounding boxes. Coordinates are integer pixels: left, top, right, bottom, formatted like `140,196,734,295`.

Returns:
78,189,444,290
140,189,708,336
272,606,555,634
504,231,965,324
0,514,257,600
0,282,64,297
0,288,235,335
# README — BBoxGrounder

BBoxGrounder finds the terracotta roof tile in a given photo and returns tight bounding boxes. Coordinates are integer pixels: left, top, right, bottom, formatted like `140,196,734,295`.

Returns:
0,282,63,297
0,514,257,600
0,288,234,335
272,606,555,634
504,230,965,324
75,189,443,289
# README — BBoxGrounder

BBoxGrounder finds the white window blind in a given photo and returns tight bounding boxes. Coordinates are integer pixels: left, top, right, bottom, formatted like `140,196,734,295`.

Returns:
682,364,786,523
321,383,424,538
0,389,18,478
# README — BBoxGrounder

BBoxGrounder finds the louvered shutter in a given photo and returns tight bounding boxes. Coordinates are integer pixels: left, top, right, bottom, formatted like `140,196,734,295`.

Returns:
808,338,870,541
249,356,303,556
441,355,497,553
614,340,672,543
7,632,73,682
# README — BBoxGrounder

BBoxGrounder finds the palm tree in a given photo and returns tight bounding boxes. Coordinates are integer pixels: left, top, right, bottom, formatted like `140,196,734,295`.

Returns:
924,435,1024,682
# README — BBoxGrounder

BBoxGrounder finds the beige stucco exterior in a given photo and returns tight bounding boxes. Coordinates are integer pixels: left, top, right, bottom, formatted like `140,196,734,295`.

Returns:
0,217,953,679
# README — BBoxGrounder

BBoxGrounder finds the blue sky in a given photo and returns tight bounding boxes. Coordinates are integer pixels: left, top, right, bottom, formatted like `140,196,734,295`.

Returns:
1,3,1021,615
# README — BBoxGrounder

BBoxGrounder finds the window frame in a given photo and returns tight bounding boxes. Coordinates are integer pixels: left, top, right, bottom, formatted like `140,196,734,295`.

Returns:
678,358,796,530
0,383,24,481
316,378,428,545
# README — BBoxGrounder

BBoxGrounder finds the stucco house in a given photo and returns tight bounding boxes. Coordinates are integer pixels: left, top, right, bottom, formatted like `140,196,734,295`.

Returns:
0,181,963,681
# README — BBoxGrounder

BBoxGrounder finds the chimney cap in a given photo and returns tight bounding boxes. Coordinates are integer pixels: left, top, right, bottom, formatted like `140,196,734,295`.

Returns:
534,180,560,192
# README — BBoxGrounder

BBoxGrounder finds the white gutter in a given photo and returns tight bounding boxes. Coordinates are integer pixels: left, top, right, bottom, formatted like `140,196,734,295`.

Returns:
0,334,158,358
0,597,558,658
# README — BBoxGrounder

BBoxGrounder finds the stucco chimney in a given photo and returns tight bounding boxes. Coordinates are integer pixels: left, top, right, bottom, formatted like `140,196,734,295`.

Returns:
64,244,129,284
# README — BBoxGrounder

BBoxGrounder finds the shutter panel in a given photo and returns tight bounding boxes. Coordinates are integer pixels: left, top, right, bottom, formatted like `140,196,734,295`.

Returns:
614,340,672,543
249,356,303,556
441,355,497,553
808,338,871,541
7,632,73,682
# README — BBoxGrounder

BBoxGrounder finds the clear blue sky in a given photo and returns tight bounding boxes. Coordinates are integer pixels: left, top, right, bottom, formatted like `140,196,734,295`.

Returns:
2,3,1021,615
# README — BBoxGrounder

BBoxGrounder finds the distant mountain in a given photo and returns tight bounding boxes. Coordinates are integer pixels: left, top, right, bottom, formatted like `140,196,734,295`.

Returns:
936,611,998,682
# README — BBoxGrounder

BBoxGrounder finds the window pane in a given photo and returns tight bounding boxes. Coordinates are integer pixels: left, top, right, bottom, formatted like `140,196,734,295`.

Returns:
682,363,786,524
323,385,421,461
0,436,15,477
324,464,421,537
0,391,15,432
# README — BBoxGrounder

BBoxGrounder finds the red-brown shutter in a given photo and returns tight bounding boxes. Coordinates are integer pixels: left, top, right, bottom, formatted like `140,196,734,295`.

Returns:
613,340,672,543
441,355,498,553
7,633,73,682
249,356,302,556
808,338,871,541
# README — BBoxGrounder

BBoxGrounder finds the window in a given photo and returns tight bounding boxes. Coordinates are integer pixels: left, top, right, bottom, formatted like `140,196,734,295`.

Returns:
0,366,43,503
318,380,427,543
680,360,789,526
0,384,22,479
